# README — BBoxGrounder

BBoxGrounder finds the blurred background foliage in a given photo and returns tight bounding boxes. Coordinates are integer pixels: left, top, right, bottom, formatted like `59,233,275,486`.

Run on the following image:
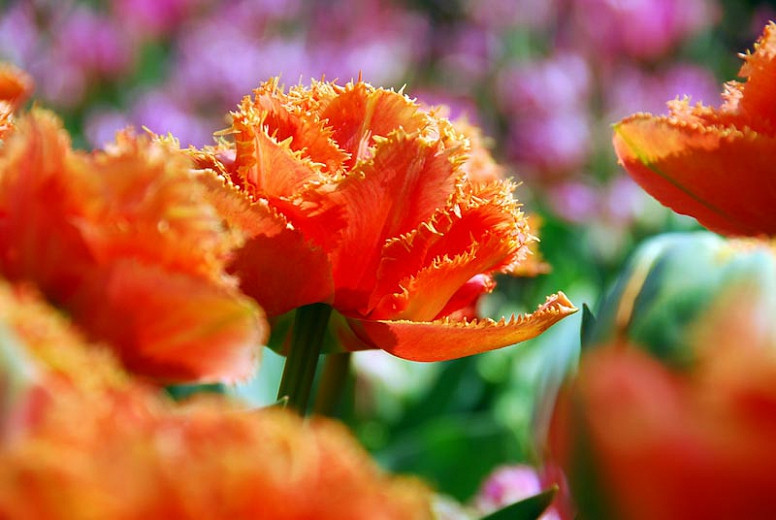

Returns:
2,0,775,504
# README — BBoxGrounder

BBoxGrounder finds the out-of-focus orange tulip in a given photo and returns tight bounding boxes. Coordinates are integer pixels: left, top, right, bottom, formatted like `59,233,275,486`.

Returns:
613,22,776,237
553,270,776,520
0,110,266,383
0,283,433,520
192,78,575,362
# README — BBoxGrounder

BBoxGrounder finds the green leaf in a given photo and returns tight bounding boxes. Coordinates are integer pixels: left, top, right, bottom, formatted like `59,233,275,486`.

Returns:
480,485,558,520
580,304,597,350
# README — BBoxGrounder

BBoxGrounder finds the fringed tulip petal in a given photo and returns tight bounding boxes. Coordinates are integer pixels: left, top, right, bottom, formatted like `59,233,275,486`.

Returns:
0,64,33,139
730,22,776,133
348,292,576,361
319,82,427,166
613,22,776,237
243,81,349,173
296,130,463,312
0,111,98,303
369,181,531,319
613,116,776,235
75,261,264,383
231,108,325,199
196,170,335,317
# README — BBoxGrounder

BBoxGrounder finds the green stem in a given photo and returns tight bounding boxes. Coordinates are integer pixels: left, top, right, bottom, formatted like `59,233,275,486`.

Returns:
277,303,332,415
313,352,352,417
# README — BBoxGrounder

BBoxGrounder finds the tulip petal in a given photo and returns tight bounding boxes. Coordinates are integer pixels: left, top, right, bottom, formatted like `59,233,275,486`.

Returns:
613,115,776,236
731,21,776,133
346,292,576,361
368,181,531,319
319,82,427,166
0,110,98,303
74,260,265,383
197,171,335,317
245,80,349,173
78,130,233,281
231,107,325,199
294,130,464,312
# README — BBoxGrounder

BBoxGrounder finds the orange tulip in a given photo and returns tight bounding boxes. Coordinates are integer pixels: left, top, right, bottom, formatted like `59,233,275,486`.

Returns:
0,110,266,383
613,22,776,236
553,274,776,520
554,344,776,520
0,284,433,520
192,78,575,362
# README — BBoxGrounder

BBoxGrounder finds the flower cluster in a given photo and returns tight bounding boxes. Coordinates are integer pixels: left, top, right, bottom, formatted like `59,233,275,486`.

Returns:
0,282,433,519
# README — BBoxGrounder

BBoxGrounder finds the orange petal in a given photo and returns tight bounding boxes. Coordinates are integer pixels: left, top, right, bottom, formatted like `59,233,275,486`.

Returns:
227,202,335,318
74,260,265,383
196,171,335,317
78,130,233,282
613,115,776,236
730,21,776,134
0,64,33,110
230,106,324,199
245,79,349,173
293,130,463,312
0,110,99,303
346,292,576,361
319,82,427,166
368,181,530,319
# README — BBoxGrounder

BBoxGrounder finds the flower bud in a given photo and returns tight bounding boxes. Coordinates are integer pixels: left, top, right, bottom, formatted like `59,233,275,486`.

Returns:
587,231,776,367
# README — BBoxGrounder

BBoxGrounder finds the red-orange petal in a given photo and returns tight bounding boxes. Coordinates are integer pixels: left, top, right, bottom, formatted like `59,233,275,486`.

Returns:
245,80,349,173
318,82,427,167
0,110,99,303
613,115,776,236
346,292,576,361
0,64,33,110
368,181,530,319
293,130,463,312
227,203,334,318
731,21,776,134
196,171,335,318
73,260,265,383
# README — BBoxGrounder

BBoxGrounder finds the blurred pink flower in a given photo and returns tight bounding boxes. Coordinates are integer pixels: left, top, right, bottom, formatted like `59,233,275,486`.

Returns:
474,465,563,519
506,110,592,176
496,53,591,116
571,0,719,60
605,63,719,120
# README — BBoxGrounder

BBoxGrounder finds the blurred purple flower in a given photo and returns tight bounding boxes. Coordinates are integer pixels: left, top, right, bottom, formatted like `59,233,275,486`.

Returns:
604,63,718,120
496,53,591,116
55,7,133,78
507,110,592,175
465,0,559,32
547,181,599,224
113,0,200,38
132,91,218,147
570,0,719,60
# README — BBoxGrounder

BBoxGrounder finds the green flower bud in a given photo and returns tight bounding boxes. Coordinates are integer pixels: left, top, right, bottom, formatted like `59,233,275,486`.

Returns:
588,231,776,367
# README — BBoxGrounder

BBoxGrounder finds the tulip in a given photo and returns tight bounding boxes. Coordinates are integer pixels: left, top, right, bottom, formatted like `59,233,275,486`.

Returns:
0,108,266,383
0,282,433,520
552,342,776,520
613,22,776,236
190,78,575,365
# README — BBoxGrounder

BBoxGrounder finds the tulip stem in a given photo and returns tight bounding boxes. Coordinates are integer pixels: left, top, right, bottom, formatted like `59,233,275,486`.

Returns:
313,352,352,417
277,303,333,415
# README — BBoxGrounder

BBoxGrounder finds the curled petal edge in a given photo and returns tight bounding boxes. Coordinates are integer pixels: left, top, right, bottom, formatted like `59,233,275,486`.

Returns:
346,292,576,362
